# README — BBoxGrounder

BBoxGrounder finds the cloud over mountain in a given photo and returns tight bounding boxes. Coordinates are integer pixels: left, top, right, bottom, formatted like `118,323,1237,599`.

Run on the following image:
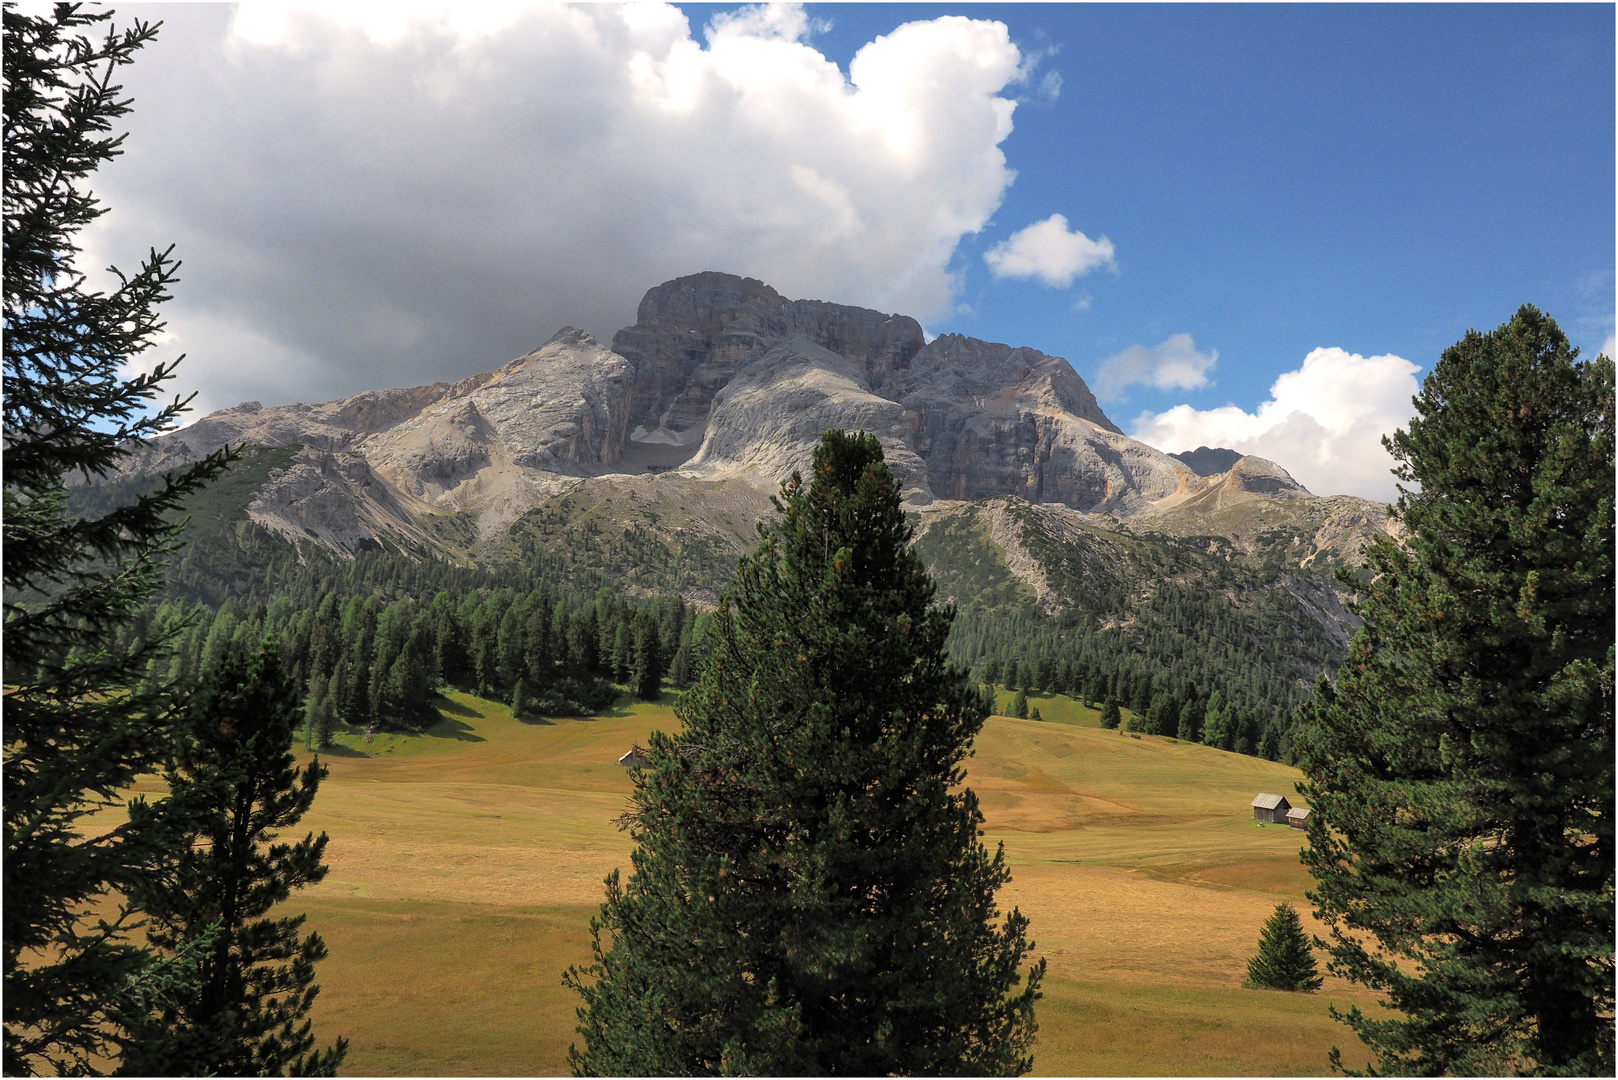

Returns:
1093,333,1217,399
89,3,1032,414
1129,346,1420,501
983,213,1115,288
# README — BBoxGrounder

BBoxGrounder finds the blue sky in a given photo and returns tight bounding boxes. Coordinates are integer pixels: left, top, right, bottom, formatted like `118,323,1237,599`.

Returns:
94,2,1612,498
798,3,1614,419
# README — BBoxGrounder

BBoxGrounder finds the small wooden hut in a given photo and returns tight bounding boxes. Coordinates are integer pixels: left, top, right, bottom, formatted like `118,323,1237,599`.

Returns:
618,747,649,769
1287,806,1312,830
1252,792,1292,824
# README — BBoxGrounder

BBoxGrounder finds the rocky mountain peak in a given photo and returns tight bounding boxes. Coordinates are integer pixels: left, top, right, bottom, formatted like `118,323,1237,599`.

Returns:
612,271,925,440
1170,445,1244,476
103,271,1361,555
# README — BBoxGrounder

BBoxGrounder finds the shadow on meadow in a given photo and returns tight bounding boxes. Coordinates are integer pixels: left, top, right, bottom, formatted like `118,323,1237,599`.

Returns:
423,713,486,742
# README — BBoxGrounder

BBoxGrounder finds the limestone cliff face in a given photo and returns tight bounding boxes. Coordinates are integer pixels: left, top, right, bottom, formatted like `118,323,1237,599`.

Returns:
109,271,1356,556
362,327,632,499
685,336,933,503
111,380,471,479
613,271,925,443
880,333,1192,512
614,273,1193,513
246,445,428,555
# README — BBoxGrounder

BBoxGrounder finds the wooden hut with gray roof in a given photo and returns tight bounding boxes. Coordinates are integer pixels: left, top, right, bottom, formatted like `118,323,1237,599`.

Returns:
1252,792,1292,824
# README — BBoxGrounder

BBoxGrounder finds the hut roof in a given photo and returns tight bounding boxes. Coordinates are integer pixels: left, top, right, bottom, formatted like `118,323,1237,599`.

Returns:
1252,792,1291,810
618,748,649,769
1286,807,1312,821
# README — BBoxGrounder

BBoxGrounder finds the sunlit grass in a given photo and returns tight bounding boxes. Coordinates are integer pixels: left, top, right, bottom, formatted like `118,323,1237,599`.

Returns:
285,690,1375,1076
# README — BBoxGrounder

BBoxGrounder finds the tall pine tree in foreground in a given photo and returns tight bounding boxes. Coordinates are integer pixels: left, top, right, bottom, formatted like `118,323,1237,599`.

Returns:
3,7,233,1072
567,430,1044,1076
1297,307,1613,1076
119,642,346,1076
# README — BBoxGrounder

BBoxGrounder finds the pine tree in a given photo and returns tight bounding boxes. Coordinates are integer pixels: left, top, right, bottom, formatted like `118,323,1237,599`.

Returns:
3,8,235,1072
1176,693,1203,742
612,621,632,684
630,614,663,701
1011,686,1030,720
566,431,1043,1075
118,642,347,1075
1100,697,1122,730
1297,307,1613,1075
668,627,694,689
524,605,554,689
1243,903,1322,992
1200,690,1230,749
1146,691,1174,736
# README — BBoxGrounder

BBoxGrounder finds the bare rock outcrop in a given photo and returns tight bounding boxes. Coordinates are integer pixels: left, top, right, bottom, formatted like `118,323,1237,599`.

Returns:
111,381,467,479
246,445,428,555
882,333,1191,512
100,271,1377,560
363,327,633,499
685,336,933,503
1170,445,1244,477
614,271,925,444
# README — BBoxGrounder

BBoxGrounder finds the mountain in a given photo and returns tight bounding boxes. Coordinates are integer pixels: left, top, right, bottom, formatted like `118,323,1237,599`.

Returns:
76,271,1398,708
109,271,1228,536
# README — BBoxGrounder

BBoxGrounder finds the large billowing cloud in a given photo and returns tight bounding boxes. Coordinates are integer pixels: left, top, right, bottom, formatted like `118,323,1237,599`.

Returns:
983,213,1114,287
1130,347,1422,501
88,3,1032,413
1092,333,1216,400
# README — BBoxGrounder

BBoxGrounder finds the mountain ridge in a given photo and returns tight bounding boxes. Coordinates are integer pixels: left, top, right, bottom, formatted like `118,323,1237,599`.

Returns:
110,271,1332,545
75,272,1398,700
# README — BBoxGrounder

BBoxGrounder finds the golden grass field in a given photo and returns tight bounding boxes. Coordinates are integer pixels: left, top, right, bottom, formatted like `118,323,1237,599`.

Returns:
273,690,1381,1076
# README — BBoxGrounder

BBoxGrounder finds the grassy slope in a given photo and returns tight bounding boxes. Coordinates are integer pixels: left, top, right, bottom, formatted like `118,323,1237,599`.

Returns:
257,693,1379,1076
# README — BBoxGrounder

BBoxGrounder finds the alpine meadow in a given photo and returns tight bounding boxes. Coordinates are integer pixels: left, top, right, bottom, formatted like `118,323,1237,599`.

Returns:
3,3,1613,1078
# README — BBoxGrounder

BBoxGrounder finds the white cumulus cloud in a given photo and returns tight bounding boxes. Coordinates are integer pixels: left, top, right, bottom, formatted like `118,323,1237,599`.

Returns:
85,2,1031,413
983,213,1115,288
1130,346,1422,501
1093,333,1216,400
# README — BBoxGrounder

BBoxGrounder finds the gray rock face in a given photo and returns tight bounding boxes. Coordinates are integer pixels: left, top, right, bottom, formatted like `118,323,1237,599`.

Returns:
1170,446,1245,477
106,271,1345,556
246,445,425,555
613,271,925,441
614,274,1192,513
686,336,933,502
880,334,1191,512
363,327,633,499
110,380,471,479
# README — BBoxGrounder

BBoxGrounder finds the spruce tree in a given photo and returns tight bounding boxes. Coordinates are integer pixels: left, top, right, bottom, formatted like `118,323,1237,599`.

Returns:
1011,686,1030,720
1243,902,1322,992
118,643,347,1076
630,614,663,701
1297,307,1613,1075
567,431,1043,1076
1100,697,1122,730
3,8,234,1072
668,627,694,689
1176,693,1203,742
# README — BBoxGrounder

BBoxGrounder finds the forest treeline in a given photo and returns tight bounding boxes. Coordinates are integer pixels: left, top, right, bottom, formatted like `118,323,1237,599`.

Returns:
120,584,703,737
114,567,1294,764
